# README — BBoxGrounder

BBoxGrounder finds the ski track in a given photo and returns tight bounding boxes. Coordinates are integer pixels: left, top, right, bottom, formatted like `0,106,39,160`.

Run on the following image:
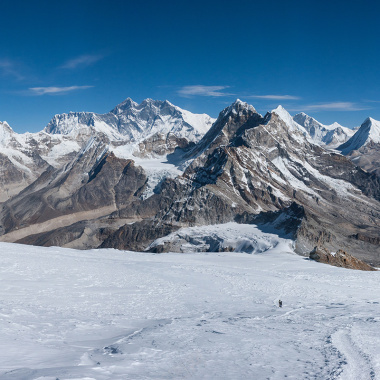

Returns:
0,243,379,379
331,328,375,380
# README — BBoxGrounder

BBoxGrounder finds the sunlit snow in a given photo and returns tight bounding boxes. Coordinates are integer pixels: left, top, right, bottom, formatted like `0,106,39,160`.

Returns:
0,239,379,379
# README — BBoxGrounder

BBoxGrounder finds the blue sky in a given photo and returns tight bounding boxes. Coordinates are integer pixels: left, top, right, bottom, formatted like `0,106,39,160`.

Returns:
1,0,380,132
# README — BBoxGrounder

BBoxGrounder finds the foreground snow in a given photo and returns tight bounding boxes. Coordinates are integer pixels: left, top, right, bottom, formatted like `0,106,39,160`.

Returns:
0,242,379,379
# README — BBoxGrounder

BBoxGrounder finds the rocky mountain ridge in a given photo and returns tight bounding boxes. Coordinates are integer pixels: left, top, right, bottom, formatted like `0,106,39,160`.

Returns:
45,98,214,143
0,98,379,265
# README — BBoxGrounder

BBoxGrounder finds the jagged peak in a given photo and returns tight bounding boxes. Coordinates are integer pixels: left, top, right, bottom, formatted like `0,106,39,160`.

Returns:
112,98,178,114
111,97,138,113
219,99,256,119
293,112,319,123
140,98,154,105
163,99,175,107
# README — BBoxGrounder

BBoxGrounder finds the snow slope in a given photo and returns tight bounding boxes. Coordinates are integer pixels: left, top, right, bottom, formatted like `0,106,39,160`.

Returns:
293,112,355,148
0,239,379,379
339,117,380,155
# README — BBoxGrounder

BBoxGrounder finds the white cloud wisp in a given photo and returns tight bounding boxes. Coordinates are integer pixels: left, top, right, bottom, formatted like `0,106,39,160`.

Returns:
29,86,94,95
178,85,233,97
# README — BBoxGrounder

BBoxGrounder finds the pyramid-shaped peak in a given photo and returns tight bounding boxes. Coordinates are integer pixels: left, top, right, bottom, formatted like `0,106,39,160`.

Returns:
0,120,15,142
220,99,256,119
0,120,14,133
163,99,175,106
0,120,11,128
272,105,293,123
338,116,380,154
361,117,380,141
270,106,309,136
111,97,138,113
363,116,380,125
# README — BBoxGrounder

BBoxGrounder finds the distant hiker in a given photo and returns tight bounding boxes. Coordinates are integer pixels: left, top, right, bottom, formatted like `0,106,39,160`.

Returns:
279,300,282,308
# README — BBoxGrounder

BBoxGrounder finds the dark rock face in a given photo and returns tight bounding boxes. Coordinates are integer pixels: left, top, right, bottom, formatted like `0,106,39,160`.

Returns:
0,149,51,203
309,246,377,271
235,202,305,238
350,233,380,246
0,140,148,235
100,220,180,252
136,132,192,157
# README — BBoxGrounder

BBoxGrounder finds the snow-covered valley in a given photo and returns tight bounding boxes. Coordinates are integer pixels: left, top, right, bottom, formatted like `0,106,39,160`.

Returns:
0,238,379,379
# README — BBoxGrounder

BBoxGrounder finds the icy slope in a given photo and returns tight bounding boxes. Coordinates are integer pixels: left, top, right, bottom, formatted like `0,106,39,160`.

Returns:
0,241,380,379
293,112,354,147
147,222,293,253
338,117,380,154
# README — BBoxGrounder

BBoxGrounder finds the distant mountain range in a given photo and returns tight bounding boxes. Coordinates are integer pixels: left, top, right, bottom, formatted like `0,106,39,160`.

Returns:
0,98,379,265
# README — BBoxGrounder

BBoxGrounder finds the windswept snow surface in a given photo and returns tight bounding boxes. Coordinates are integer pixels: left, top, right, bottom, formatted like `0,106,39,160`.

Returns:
0,242,380,379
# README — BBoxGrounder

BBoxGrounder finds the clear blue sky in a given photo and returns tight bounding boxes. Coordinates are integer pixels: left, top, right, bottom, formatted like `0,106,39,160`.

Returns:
1,0,380,132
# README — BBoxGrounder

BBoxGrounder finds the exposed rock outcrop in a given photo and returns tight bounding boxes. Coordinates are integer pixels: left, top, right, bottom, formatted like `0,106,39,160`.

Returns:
309,246,377,271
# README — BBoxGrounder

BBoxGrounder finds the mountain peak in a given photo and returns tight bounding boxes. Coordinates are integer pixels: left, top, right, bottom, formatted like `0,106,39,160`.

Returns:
364,117,380,141
293,112,354,147
272,105,291,118
111,97,138,113
0,121,15,143
363,116,379,126
338,116,380,154
271,105,308,135
220,99,256,119
44,97,214,143
0,120,12,130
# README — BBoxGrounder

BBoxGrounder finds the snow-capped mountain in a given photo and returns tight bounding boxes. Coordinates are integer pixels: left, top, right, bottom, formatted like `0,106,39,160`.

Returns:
293,112,354,147
273,106,309,136
0,99,215,202
337,117,380,175
101,102,380,263
45,98,215,143
0,120,86,201
338,117,380,154
0,100,379,266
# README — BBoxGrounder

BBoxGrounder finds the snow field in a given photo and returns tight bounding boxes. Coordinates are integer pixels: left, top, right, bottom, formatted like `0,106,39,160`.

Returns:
0,241,379,379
